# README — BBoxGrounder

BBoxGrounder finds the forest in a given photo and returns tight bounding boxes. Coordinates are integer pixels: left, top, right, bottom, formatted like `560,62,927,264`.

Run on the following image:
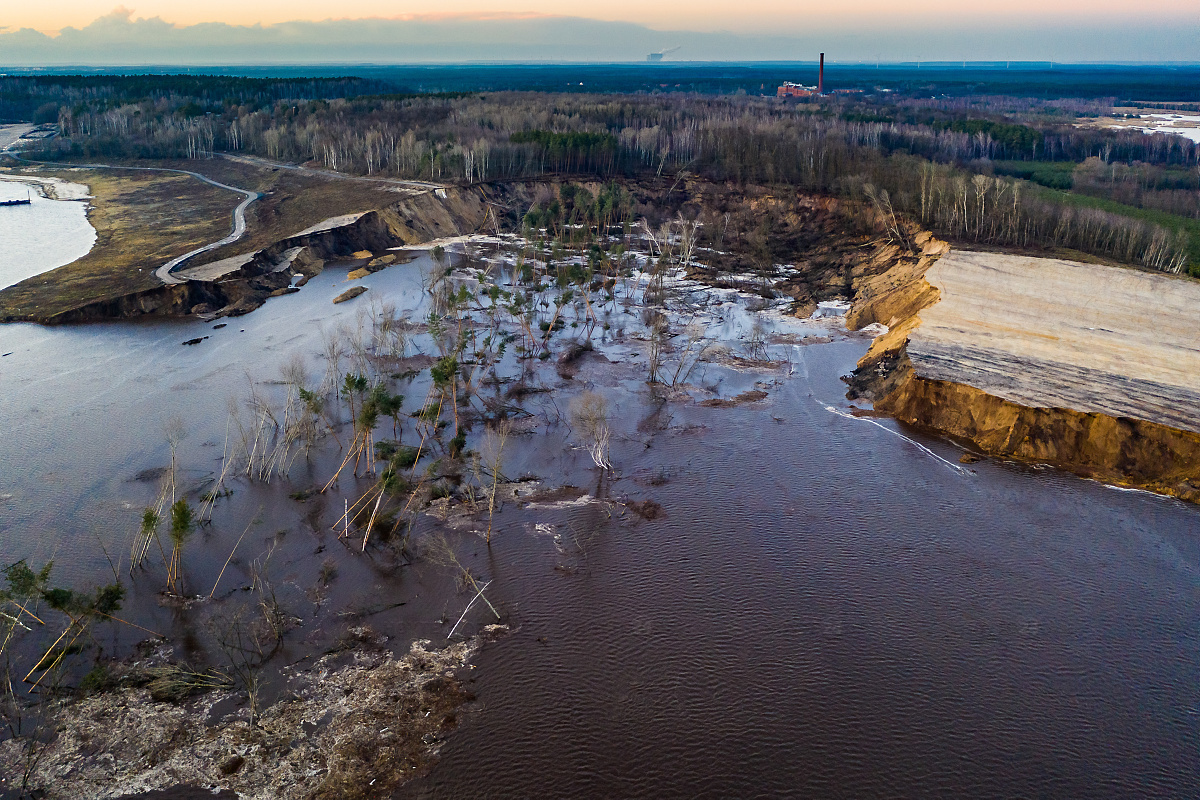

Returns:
4,74,1197,275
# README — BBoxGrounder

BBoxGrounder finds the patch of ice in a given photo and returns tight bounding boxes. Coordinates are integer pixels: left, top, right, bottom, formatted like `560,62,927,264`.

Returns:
858,322,889,337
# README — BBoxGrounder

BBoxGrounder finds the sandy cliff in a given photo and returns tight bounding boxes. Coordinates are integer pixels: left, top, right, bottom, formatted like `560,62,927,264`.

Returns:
848,248,1200,503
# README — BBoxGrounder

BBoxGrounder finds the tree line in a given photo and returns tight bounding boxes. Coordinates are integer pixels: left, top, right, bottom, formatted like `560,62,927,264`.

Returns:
14,81,1197,273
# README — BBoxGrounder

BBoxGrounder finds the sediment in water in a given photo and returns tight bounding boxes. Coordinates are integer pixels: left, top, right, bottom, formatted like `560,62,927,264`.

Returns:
0,628,507,800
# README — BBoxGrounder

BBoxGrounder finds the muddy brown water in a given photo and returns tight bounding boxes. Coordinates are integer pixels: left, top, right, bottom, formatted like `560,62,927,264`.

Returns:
1,251,1199,797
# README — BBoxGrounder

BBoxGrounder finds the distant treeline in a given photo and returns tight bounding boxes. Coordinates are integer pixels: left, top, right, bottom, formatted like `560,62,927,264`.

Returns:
0,74,391,123
10,76,1198,273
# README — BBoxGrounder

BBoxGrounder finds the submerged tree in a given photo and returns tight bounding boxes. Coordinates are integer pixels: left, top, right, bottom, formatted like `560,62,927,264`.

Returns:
166,499,194,596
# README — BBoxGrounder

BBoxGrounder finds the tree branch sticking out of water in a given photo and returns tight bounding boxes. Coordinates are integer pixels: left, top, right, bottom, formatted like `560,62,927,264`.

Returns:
570,391,613,472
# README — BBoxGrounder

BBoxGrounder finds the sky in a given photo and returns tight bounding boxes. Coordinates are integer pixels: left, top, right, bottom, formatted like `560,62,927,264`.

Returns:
7,1,1198,34
1,4,1198,64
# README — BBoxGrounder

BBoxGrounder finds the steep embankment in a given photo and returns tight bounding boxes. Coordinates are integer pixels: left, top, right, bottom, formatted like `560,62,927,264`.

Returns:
47,187,488,323
847,247,1200,503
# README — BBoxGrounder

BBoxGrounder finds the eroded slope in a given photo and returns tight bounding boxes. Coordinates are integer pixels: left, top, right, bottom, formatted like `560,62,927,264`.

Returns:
910,252,1200,435
850,249,1200,502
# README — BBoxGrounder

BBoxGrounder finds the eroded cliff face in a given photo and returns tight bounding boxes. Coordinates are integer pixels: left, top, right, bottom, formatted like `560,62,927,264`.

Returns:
876,364,1200,503
845,242,1200,504
44,187,490,323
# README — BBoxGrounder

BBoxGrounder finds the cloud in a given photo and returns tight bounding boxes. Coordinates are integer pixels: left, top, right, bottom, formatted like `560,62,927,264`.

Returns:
0,10,1196,65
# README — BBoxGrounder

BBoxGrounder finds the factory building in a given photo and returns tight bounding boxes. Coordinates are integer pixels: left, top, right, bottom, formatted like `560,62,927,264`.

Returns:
777,53,825,98
777,82,817,98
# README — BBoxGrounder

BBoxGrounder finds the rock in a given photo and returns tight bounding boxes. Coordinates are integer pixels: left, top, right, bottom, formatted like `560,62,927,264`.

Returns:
347,268,371,280
333,286,368,304
189,303,214,315
351,250,373,260
269,287,300,297
367,253,397,269
181,337,208,346
212,323,227,329
219,754,245,775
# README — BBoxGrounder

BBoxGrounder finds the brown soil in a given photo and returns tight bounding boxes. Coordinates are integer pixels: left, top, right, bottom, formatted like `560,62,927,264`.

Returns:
698,389,768,408
0,629,506,800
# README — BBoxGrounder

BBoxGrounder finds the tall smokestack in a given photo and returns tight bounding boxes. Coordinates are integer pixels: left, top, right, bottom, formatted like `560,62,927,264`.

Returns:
819,53,824,94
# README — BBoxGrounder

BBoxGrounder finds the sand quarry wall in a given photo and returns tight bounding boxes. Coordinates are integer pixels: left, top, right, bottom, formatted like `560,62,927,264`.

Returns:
849,249,1200,503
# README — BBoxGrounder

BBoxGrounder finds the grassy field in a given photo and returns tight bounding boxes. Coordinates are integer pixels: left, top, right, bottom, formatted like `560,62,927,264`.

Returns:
0,159,411,321
0,167,232,320
1026,183,1200,276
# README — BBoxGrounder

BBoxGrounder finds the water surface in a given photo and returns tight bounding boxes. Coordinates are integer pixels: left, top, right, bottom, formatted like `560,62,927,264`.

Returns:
1,251,1197,798
0,178,96,290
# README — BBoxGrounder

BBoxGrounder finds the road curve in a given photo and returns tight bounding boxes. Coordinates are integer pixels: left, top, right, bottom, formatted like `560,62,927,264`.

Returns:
2,152,259,285
152,176,257,285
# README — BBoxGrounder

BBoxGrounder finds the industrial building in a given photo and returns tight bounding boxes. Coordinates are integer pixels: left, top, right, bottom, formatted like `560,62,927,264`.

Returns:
776,82,817,98
777,53,825,98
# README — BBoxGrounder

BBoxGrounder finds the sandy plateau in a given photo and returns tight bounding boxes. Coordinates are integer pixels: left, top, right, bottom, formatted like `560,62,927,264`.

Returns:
911,251,1200,435
853,248,1200,501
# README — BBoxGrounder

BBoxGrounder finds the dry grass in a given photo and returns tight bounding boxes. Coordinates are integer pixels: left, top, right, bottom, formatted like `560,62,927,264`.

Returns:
168,160,404,263
0,167,230,320
0,158,409,322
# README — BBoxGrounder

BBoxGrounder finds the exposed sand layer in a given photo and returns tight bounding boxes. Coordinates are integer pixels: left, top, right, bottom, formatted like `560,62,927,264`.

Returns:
175,252,256,281
294,212,368,237
848,248,1200,501
908,251,1200,435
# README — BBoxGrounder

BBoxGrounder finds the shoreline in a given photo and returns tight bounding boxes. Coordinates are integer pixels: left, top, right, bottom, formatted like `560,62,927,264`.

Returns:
0,628,507,799
0,171,92,201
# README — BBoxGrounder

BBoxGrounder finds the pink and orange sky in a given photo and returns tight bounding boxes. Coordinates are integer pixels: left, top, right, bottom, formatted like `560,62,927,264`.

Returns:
1,3,1197,63
8,0,1199,35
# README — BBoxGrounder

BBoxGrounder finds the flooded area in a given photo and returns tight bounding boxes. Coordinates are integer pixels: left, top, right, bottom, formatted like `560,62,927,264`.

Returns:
1,240,1199,797
1133,113,1200,143
0,176,96,290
